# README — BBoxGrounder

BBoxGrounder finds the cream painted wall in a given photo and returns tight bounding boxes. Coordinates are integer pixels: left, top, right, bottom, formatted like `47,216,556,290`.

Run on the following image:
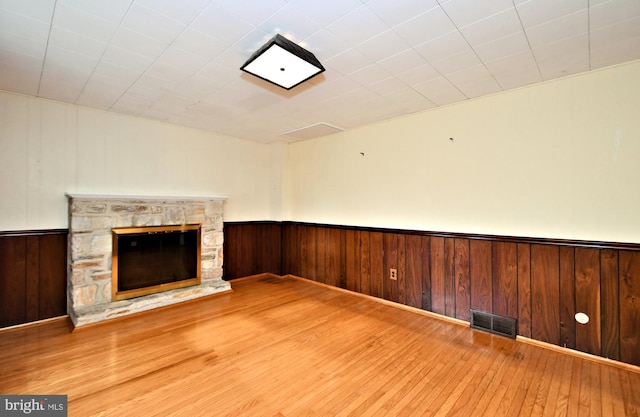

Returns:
0,91,275,230
284,60,640,243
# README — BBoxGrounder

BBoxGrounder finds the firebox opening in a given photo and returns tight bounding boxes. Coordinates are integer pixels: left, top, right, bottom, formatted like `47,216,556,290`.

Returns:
112,224,201,301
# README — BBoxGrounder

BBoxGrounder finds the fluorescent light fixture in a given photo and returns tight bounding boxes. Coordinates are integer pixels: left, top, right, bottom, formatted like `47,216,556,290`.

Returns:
241,34,325,90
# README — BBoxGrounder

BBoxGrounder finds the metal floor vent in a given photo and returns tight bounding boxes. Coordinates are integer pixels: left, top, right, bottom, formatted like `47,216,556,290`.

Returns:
470,309,517,339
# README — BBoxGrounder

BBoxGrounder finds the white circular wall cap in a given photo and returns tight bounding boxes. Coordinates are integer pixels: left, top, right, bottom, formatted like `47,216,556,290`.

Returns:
575,312,589,324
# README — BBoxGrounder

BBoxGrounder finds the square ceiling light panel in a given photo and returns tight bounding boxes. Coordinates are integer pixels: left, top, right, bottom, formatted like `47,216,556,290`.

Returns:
241,34,325,90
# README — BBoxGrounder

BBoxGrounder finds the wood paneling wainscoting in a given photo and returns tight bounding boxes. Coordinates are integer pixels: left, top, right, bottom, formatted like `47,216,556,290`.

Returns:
224,221,282,279
225,221,640,367
0,229,67,328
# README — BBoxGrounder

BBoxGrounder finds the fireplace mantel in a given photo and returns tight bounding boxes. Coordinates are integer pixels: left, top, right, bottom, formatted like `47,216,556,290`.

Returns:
67,194,231,327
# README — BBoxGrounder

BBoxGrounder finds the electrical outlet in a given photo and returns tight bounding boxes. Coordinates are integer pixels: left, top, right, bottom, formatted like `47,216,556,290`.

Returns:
390,268,397,280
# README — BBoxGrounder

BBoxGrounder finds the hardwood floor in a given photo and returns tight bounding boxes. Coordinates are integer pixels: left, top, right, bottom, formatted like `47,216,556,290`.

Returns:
1,275,638,416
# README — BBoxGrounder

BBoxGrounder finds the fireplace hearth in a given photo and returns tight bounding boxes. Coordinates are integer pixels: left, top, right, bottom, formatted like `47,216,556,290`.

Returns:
66,194,231,327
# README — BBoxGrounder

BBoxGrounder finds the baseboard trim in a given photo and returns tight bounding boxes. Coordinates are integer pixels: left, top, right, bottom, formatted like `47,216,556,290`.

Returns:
0,315,69,333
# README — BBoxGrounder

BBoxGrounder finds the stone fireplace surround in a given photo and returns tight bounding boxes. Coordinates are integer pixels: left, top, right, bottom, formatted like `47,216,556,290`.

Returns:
67,194,231,327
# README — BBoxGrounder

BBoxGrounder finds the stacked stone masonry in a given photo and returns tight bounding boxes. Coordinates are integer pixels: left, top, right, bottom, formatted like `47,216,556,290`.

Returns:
67,195,231,327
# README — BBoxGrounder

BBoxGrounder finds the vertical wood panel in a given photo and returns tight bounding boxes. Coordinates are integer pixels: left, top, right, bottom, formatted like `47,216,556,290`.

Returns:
326,228,341,288
574,247,601,355
344,230,360,292
289,224,301,277
25,238,40,322
0,236,27,327
454,239,470,321
405,235,423,309
37,234,67,320
241,224,257,278
359,232,370,295
315,227,327,285
383,233,398,303
397,235,407,305
430,237,445,315
470,240,492,313
531,244,561,345
300,226,312,281
339,229,347,289
619,251,640,366
559,247,576,350
517,243,532,338
369,232,384,299
257,223,282,275
444,238,456,318
600,249,620,360
421,236,432,312
492,242,518,318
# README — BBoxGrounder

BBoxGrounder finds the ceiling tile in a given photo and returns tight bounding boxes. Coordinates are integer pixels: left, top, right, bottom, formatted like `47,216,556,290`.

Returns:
393,6,456,47
0,31,47,58
172,29,226,60
440,0,514,28
44,45,98,75
485,51,542,90
190,3,255,45
590,17,640,69
355,30,410,62
533,34,589,79
348,64,392,86
92,61,141,86
591,35,640,69
368,76,409,95
101,45,153,72
49,26,108,60
302,29,349,61
413,76,467,105
38,67,87,102
0,9,51,44
288,0,362,27
52,3,117,43
0,0,55,23
325,48,373,75
258,3,322,41
365,0,439,27
326,5,389,46
525,10,588,49
0,50,42,95
121,3,186,44
515,0,588,29
415,30,469,63
378,49,429,75
218,0,288,27
460,8,523,47
145,47,209,84
76,75,129,109
430,48,482,75
445,64,501,98
473,31,530,63
60,0,132,24
589,0,640,29
111,93,154,115
396,63,441,85
110,27,167,60
134,0,211,25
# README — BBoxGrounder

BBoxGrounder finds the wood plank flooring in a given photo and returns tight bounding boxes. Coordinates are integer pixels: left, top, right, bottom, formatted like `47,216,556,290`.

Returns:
1,275,638,416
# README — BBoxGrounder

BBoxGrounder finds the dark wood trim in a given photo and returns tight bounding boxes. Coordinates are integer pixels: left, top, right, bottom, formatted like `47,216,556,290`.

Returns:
0,229,68,237
280,221,640,251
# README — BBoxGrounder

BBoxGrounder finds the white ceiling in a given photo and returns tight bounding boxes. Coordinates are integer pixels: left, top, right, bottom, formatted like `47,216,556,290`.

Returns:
1,0,639,143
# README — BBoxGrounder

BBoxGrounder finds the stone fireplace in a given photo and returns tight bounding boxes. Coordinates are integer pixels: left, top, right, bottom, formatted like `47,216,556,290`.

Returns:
67,194,231,327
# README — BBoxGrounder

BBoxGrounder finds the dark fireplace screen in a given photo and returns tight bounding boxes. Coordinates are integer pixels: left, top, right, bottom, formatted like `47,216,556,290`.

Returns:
112,224,201,301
